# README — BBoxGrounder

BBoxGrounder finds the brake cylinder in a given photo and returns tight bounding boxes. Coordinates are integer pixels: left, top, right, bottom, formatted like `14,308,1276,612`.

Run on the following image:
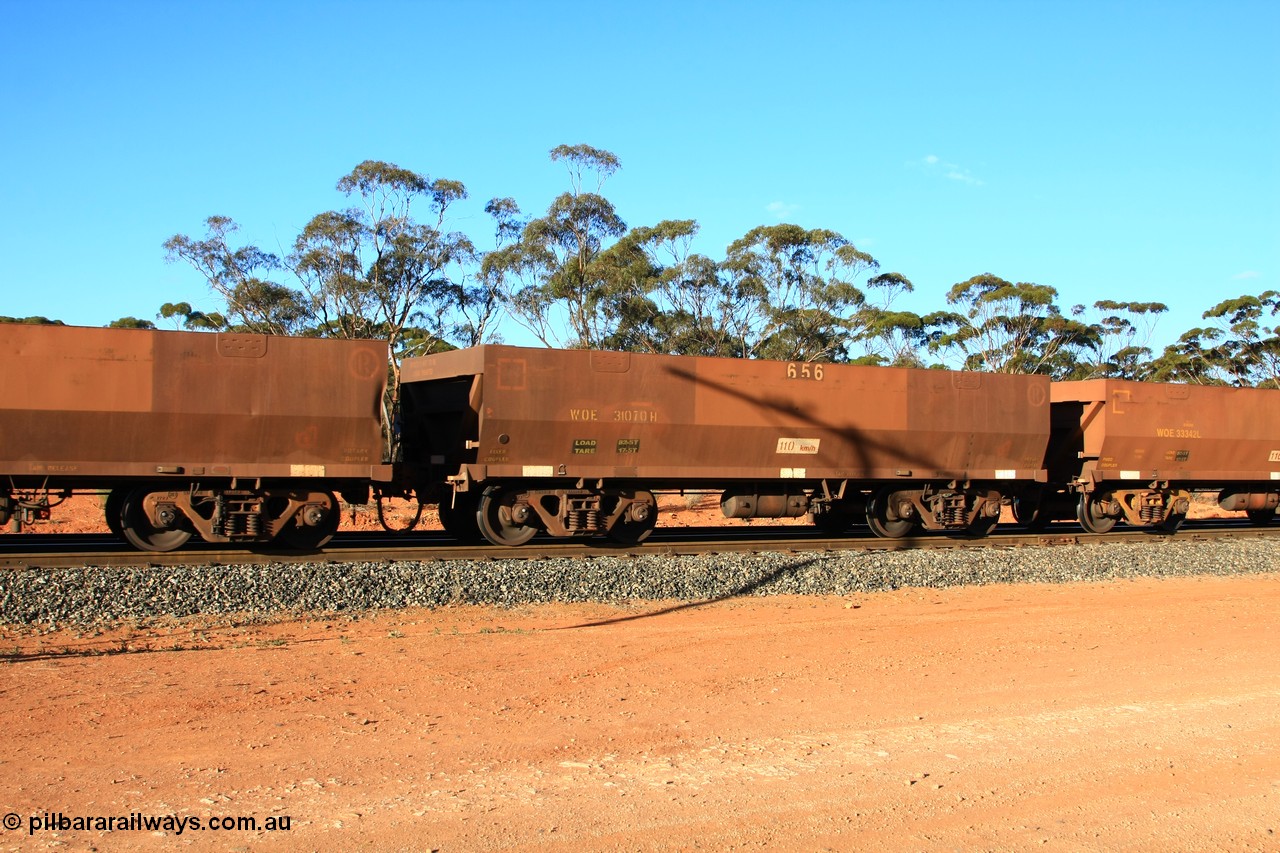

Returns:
720,490,810,518
1218,491,1280,512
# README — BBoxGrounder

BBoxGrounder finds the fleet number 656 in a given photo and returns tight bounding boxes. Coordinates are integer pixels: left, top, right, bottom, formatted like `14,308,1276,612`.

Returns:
786,363,824,380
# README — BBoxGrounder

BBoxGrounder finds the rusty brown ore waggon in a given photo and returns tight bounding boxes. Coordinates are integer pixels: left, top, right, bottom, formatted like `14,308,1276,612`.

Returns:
9,326,1275,553
399,345,1052,546
1018,379,1280,533
0,324,392,550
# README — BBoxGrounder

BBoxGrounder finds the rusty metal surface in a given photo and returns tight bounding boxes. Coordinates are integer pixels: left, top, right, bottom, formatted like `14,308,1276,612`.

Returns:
0,324,393,486
402,346,1050,487
1050,379,1280,485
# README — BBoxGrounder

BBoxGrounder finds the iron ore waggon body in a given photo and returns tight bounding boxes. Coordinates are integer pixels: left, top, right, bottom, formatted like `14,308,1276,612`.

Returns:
399,345,1052,545
0,324,391,549
1025,379,1280,532
6,324,1277,552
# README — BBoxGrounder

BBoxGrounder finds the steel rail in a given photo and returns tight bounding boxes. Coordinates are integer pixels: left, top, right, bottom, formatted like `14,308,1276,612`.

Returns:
1,519,1276,570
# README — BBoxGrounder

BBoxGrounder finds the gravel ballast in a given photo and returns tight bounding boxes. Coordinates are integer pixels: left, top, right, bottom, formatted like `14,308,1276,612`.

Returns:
2,539,1278,627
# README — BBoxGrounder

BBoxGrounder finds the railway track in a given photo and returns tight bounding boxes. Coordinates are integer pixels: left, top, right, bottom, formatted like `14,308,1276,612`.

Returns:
1,518,1275,570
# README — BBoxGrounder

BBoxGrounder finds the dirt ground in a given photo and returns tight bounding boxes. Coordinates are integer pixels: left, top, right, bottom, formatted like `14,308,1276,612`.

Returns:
2,571,1279,851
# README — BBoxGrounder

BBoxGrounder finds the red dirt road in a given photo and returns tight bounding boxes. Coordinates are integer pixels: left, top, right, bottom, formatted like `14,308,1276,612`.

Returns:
2,572,1278,851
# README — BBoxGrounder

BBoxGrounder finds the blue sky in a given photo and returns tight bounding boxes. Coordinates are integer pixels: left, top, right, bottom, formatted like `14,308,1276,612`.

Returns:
3,0,1276,353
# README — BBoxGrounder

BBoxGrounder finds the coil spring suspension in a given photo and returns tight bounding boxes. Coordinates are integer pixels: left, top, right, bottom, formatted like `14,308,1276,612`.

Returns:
565,496,603,533
212,495,265,538
1139,495,1165,524
937,494,969,527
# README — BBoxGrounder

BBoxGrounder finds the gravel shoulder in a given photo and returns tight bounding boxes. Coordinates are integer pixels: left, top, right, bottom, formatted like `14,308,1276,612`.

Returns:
2,543,1278,851
4,538,1280,626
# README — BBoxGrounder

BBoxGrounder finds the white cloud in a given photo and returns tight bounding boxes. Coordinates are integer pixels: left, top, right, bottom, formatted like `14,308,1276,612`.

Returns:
918,154,983,187
944,168,982,186
766,201,800,220
1232,270,1261,280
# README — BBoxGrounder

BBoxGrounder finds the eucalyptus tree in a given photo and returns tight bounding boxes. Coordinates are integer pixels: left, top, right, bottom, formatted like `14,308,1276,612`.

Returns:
1064,300,1167,379
0,316,64,325
1200,290,1280,387
1147,328,1226,385
167,160,488,378
719,224,879,362
158,301,228,331
451,197,525,348
592,219,749,356
1150,290,1280,387
486,144,629,348
289,160,478,366
642,251,746,357
925,273,1098,376
851,272,928,367
106,317,157,329
163,216,309,336
165,161,492,460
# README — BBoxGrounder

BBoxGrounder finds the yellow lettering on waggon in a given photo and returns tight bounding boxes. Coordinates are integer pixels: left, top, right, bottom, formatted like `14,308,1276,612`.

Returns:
1155,427,1202,439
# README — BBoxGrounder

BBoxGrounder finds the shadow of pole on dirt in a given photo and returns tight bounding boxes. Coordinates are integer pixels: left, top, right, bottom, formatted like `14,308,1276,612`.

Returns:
552,555,830,631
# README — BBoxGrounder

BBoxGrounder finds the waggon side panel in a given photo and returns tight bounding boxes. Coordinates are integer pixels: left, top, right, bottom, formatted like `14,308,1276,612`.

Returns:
1050,379,1280,483
0,325,393,484
406,346,1049,485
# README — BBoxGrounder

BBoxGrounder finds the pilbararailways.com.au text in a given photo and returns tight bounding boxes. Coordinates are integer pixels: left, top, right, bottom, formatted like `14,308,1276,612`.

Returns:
8,811,292,836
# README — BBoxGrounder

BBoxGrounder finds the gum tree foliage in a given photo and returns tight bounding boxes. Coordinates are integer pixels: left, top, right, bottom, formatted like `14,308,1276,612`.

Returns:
0,316,65,325
484,144,630,348
479,144,899,361
641,249,746,357
452,196,524,348
851,272,929,367
596,220,743,356
106,317,157,329
165,162,486,356
289,160,481,368
165,160,496,384
593,221,892,361
149,144,1264,386
158,302,228,331
1200,290,1280,387
719,224,881,362
1147,326,1226,385
165,161,497,458
1062,300,1167,380
162,216,309,336
925,273,1099,376
1150,290,1280,387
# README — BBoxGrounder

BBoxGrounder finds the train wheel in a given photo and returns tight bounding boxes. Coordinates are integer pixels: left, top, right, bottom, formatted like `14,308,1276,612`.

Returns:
477,487,537,546
1011,496,1050,531
438,494,484,543
1161,510,1187,533
607,491,657,545
277,492,340,550
119,488,192,552
1077,495,1117,534
1245,508,1276,526
104,489,125,538
866,489,915,539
